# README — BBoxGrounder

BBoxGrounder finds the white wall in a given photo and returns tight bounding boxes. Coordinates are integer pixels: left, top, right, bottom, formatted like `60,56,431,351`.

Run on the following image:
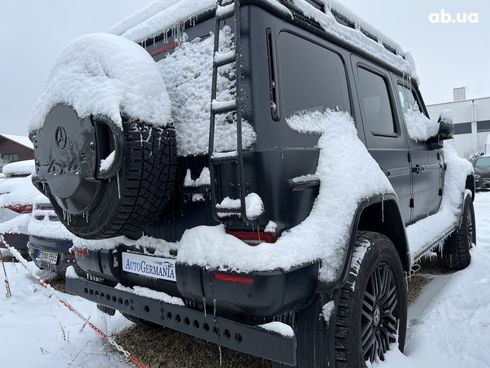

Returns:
427,97,490,158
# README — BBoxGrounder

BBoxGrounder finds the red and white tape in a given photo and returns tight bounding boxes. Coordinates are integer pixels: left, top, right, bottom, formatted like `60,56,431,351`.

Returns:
0,237,147,368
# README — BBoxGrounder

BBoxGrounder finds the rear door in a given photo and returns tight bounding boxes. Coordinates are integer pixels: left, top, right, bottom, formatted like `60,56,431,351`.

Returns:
395,82,443,222
351,56,412,225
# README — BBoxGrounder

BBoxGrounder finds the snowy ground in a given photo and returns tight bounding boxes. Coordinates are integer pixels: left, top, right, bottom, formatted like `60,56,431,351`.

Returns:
1,193,490,368
376,191,490,368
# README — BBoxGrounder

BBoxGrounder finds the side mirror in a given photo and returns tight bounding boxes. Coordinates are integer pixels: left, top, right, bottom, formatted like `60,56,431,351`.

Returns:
437,109,454,141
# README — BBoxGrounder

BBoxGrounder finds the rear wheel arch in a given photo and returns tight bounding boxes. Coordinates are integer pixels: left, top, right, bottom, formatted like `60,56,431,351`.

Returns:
340,196,410,287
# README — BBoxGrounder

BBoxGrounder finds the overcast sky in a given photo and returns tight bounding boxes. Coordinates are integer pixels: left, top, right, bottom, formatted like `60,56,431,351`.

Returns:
0,0,489,135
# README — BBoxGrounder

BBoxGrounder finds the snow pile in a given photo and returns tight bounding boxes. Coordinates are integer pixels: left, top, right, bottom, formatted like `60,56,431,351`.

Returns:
0,175,32,195
30,33,172,132
407,145,473,258
0,213,31,234
28,216,74,241
115,284,184,306
0,261,131,368
258,321,294,337
216,192,265,219
2,159,34,176
288,0,417,80
439,109,455,123
0,175,39,207
73,234,178,258
404,109,439,142
184,167,210,187
322,301,335,323
100,150,116,173
157,27,256,156
110,0,216,42
178,109,394,281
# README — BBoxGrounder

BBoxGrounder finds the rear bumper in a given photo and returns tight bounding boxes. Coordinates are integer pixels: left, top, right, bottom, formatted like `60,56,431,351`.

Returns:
28,235,77,276
75,247,319,318
66,276,297,366
0,233,29,252
476,177,490,189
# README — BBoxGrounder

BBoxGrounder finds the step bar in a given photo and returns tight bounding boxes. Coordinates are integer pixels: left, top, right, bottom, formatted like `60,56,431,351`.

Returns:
66,276,297,366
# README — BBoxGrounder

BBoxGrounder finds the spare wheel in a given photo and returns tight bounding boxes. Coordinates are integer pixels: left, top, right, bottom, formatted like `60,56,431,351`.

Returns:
30,104,177,239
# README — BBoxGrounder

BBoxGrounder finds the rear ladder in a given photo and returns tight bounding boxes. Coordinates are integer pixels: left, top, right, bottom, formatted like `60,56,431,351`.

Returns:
208,0,254,223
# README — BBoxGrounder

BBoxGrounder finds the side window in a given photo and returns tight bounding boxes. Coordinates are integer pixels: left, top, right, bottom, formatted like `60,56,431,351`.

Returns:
357,67,396,136
278,32,350,116
397,84,422,113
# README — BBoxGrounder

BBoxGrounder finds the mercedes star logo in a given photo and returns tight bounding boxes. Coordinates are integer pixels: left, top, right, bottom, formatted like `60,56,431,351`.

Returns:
55,126,67,149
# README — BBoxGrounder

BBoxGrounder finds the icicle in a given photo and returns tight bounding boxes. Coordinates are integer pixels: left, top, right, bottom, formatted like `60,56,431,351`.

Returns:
116,172,121,200
203,297,207,318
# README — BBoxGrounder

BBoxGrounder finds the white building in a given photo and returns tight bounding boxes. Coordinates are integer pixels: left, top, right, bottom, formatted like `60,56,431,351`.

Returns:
427,88,490,158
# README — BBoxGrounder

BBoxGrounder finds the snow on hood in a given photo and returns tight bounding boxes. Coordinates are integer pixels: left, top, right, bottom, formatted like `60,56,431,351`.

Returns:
109,0,216,42
0,213,31,235
0,175,40,207
29,33,172,132
27,217,74,241
157,27,256,156
177,109,394,282
2,160,34,177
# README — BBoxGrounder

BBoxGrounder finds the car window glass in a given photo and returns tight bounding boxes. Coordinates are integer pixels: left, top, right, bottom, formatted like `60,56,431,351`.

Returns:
278,32,350,116
357,68,396,136
476,157,490,167
397,84,422,113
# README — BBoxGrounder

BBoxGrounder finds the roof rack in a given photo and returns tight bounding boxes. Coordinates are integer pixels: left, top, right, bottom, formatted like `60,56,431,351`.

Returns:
281,0,416,79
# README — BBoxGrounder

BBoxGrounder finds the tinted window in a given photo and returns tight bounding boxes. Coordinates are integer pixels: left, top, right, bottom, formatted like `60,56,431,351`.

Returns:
454,122,472,135
477,120,490,132
476,157,490,167
358,68,396,136
278,32,350,116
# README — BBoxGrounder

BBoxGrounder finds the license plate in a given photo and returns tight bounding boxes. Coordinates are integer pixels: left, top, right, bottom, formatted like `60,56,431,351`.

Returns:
38,250,58,265
122,252,176,282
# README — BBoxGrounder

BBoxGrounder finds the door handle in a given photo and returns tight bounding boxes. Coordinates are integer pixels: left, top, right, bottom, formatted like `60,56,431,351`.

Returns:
412,165,423,174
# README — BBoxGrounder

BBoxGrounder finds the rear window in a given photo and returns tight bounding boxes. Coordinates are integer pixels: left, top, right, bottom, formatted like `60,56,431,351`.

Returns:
476,157,490,167
278,32,350,116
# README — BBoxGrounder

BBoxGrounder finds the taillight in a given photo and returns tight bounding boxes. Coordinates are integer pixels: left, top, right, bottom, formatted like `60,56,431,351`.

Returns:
214,273,255,285
226,230,277,245
76,249,89,256
6,204,32,213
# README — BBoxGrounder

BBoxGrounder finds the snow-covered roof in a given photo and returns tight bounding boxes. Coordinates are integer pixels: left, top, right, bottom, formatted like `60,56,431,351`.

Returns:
2,159,34,177
1,134,33,149
108,0,215,42
109,0,416,79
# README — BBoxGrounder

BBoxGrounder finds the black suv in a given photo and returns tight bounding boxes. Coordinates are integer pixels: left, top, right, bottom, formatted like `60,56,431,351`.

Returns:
29,1,476,367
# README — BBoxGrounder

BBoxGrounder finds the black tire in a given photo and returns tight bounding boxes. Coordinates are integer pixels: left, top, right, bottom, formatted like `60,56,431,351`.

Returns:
272,232,407,368
334,232,407,367
37,115,177,239
439,196,475,270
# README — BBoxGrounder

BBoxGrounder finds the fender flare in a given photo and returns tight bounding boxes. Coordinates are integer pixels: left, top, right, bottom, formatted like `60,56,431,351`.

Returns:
317,193,410,291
